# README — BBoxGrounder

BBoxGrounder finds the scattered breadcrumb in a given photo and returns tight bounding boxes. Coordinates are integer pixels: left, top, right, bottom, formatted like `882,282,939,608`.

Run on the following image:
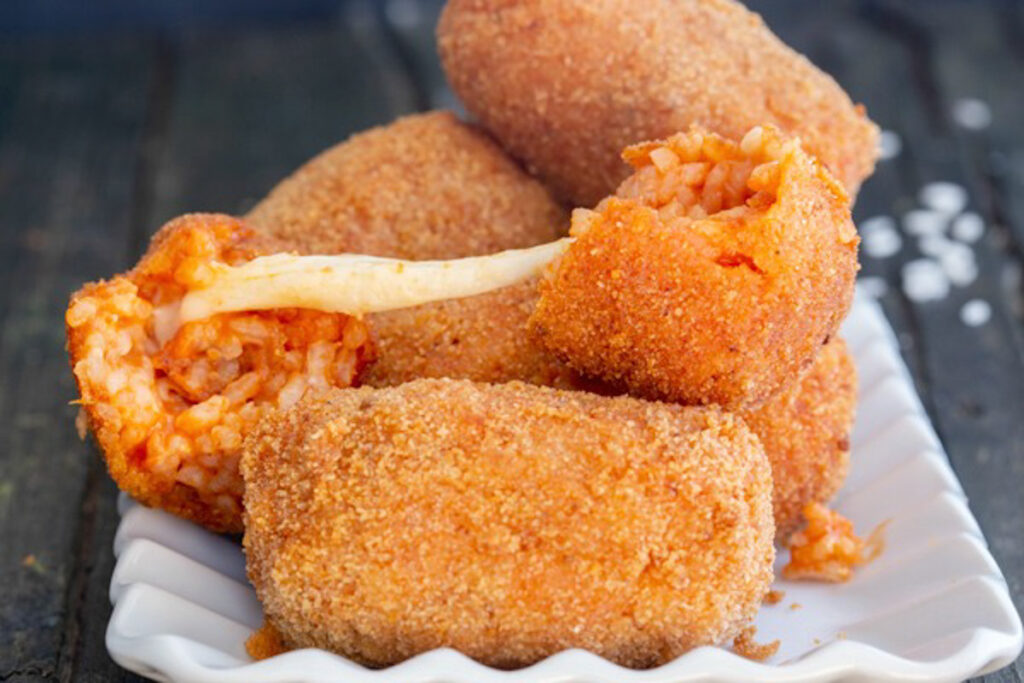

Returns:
732,626,780,661
763,589,786,606
75,409,89,440
246,622,289,660
782,503,887,582
789,603,802,611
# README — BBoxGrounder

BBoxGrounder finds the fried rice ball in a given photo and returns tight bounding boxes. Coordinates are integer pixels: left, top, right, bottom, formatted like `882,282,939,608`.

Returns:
66,214,374,532
246,110,577,387
438,0,879,207
742,338,857,542
529,126,859,409
246,110,566,259
242,379,775,669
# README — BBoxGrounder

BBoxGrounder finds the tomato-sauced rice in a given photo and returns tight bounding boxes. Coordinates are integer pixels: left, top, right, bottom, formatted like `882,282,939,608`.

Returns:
66,214,374,532
782,503,885,582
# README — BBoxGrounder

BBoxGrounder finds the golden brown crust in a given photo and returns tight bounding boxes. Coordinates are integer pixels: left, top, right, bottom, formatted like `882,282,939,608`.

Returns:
438,0,879,207
247,110,576,387
529,127,858,409
362,278,585,389
242,379,775,669
741,338,857,542
246,110,568,258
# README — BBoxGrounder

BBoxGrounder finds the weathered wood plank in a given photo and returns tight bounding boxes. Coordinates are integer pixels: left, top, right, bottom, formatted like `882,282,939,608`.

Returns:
0,37,154,680
380,0,452,111
147,1,419,228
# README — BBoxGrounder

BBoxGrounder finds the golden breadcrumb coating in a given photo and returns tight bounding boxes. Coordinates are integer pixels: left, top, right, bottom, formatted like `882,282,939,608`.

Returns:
363,278,585,389
530,126,859,409
246,110,575,387
242,379,775,669
742,338,857,542
66,214,373,532
438,0,879,207
246,110,567,259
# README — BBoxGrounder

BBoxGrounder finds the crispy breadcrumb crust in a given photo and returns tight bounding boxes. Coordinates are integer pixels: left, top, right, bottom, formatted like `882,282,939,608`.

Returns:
246,111,567,259
362,278,585,389
242,379,775,669
246,110,576,387
742,338,857,543
438,0,879,207
530,127,858,409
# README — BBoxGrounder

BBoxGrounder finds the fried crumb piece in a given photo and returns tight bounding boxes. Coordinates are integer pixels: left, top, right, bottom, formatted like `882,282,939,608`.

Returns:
782,503,886,582
789,603,802,611
763,589,785,605
75,409,89,440
732,625,780,661
246,622,289,660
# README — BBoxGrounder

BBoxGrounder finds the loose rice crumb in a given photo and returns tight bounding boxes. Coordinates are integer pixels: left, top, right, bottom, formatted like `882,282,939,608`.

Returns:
732,626,780,661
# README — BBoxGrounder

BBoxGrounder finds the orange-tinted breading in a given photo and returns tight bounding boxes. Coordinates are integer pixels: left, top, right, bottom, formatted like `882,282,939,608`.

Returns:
246,110,574,387
363,278,585,389
246,110,567,259
438,0,879,207
242,379,775,669
66,214,373,532
530,126,859,409
742,338,857,542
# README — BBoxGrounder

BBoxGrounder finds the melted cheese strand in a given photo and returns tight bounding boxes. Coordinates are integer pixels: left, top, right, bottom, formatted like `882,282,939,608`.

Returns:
176,238,571,326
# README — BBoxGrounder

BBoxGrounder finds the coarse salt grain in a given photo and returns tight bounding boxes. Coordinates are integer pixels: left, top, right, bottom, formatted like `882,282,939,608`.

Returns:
960,299,992,327
952,98,992,130
903,209,949,237
951,212,985,243
878,130,902,161
857,276,888,298
919,181,968,215
918,234,956,258
862,225,902,259
860,215,896,234
940,244,978,287
902,259,950,302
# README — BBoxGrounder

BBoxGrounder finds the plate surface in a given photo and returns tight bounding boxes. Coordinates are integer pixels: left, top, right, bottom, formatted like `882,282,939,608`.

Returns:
106,292,1023,683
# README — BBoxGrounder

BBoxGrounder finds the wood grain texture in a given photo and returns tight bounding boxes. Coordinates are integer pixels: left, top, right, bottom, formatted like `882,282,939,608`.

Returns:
0,38,154,680
146,2,419,227
0,1,1020,681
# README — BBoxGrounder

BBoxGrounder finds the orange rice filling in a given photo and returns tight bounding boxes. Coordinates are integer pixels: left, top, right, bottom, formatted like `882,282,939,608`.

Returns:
67,214,374,532
782,503,885,582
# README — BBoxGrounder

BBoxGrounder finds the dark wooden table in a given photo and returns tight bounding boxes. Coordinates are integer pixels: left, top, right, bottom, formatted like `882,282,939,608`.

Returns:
1,1,1022,680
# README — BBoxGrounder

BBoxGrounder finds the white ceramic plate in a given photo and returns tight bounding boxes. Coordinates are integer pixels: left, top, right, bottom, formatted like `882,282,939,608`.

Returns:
106,291,1023,682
